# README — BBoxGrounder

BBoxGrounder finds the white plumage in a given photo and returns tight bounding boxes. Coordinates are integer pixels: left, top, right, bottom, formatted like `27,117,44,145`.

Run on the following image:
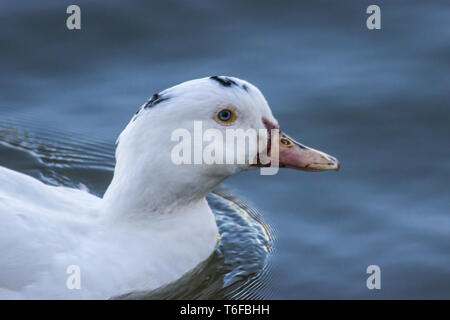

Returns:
0,77,276,299
0,76,339,299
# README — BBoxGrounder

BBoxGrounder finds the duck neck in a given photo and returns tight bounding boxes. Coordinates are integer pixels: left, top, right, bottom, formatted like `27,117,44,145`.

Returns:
102,177,216,220
100,119,229,220
100,158,226,221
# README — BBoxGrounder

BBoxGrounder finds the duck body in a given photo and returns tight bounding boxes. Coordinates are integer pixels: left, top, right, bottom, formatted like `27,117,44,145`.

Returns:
0,166,217,299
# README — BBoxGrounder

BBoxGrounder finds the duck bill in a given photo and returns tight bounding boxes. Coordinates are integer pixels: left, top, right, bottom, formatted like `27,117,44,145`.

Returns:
277,132,340,172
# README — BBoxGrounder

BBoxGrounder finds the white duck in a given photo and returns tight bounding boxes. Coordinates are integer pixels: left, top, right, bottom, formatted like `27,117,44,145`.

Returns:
0,76,339,299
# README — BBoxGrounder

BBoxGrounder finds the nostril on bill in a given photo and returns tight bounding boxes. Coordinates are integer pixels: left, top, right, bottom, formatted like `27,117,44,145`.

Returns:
328,156,337,162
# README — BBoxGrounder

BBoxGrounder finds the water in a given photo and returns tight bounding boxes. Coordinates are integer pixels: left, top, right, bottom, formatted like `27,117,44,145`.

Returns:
0,0,449,299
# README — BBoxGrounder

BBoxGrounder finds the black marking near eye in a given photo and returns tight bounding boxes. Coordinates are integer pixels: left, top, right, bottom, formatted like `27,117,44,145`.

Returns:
144,93,169,109
210,76,237,87
242,84,249,92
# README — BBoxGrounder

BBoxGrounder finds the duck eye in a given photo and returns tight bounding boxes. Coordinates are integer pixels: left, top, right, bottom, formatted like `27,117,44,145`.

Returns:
218,110,231,121
215,108,237,125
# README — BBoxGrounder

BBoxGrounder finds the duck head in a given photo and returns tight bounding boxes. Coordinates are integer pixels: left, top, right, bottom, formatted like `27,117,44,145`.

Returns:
103,76,339,217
